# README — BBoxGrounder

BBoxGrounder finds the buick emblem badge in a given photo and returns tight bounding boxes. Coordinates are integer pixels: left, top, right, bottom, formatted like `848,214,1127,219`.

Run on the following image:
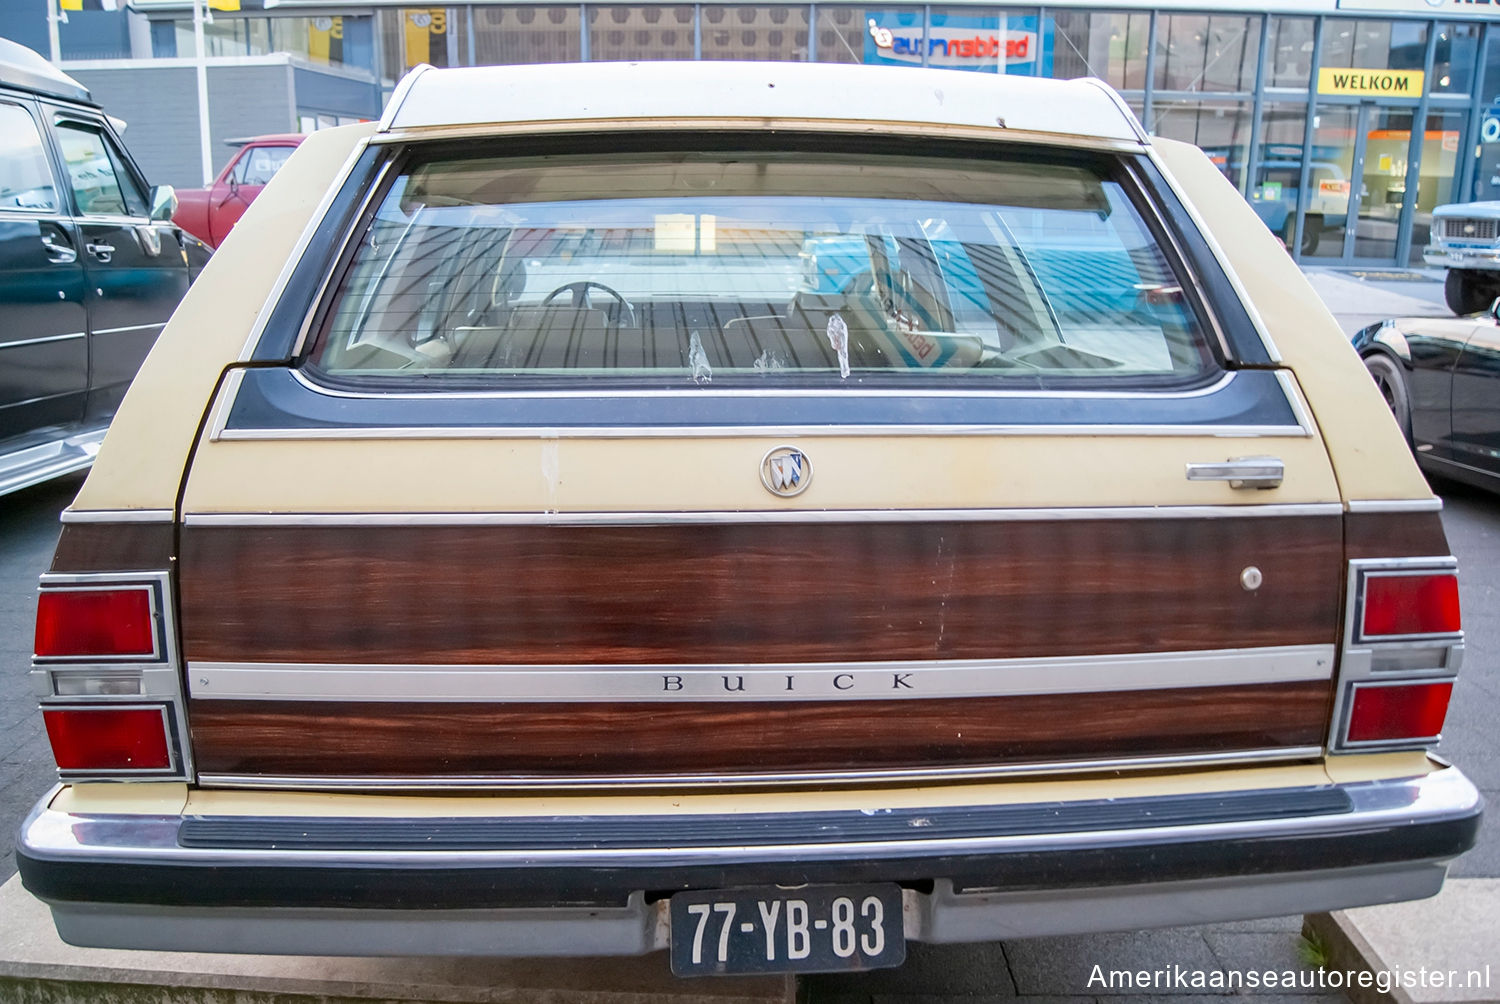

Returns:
761,446,811,497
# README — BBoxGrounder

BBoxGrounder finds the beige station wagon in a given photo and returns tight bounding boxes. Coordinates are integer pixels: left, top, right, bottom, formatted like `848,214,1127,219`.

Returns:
17,61,1482,977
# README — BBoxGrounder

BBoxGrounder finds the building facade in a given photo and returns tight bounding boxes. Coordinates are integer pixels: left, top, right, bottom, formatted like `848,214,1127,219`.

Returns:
9,0,1500,264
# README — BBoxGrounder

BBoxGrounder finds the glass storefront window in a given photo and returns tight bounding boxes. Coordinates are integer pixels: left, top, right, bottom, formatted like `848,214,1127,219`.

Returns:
1252,105,1310,252
398,9,457,68
1149,100,1252,193
1433,22,1481,94
814,6,906,65
1320,18,1427,72
1267,17,1313,89
1410,111,1464,263
472,6,582,65
1303,106,1358,260
169,17,270,58
1050,11,1148,90
589,5,694,60
700,6,809,62
1153,14,1260,94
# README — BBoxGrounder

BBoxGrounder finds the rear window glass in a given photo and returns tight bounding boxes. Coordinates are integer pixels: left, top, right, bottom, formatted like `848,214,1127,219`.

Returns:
306,149,1216,385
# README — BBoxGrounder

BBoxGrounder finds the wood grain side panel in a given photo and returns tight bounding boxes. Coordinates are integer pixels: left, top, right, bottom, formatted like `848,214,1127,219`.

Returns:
50,522,175,572
188,681,1332,777
179,517,1342,665
1344,511,1451,560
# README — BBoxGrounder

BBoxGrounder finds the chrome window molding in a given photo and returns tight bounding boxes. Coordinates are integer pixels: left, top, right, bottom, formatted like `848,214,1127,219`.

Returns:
1142,144,1284,365
180,503,1345,527
1328,557,1463,755
33,570,195,783
214,423,1312,441
234,139,384,364
185,643,1337,704
193,747,1328,793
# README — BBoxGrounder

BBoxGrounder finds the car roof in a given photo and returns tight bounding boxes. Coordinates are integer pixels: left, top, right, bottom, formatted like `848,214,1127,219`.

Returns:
0,37,92,104
379,61,1147,144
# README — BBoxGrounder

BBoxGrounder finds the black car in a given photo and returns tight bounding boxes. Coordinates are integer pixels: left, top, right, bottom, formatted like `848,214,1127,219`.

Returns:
1354,305,1500,491
0,38,207,496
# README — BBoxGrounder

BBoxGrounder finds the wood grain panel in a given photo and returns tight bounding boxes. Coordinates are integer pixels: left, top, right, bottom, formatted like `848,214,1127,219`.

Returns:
179,516,1342,665
188,680,1333,777
1345,510,1451,560
50,522,174,573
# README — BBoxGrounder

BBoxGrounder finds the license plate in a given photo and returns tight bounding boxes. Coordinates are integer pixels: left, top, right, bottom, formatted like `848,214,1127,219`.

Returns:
669,884,905,976
1449,251,1467,264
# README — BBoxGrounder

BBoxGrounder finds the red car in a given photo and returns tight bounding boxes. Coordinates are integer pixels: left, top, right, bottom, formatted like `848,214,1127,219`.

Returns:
172,133,304,248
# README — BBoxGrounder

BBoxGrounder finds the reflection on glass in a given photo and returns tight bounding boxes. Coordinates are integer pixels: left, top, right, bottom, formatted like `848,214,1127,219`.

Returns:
1433,23,1481,94
1252,105,1309,253
1050,11,1148,89
1320,18,1427,72
700,7,809,61
472,7,581,64
1267,17,1314,89
815,6,916,64
311,152,1214,383
588,6,695,60
1410,112,1464,265
1304,107,1358,259
1149,100,1252,194
1153,15,1260,94
1356,109,1415,260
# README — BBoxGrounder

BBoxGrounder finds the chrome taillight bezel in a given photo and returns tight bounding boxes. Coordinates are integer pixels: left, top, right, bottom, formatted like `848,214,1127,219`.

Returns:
1330,557,1462,753
32,570,194,782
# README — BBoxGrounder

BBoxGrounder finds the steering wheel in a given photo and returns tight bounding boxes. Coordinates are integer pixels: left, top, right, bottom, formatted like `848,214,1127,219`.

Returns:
540,280,634,327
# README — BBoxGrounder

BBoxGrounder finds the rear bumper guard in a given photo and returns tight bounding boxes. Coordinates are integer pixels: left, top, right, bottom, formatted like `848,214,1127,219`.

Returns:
15,765,1483,956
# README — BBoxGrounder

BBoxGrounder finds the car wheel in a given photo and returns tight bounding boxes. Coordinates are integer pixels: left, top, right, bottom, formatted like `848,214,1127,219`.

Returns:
1364,352,1412,443
1444,269,1495,315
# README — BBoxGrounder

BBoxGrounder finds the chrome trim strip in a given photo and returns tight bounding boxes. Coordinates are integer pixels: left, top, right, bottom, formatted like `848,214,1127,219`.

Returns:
60,508,174,524
180,503,1345,527
206,368,245,444
187,644,1336,704
199,748,1327,791
1142,145,1284,365
234,138,377,363
91,323,164,336
286,366,1240,402
376,62,433,133
1077,77,1150,145
1,332,87,349
215,423,1311,442
1346,498,1444,514
1274,369,1316,438
24,764,1477,860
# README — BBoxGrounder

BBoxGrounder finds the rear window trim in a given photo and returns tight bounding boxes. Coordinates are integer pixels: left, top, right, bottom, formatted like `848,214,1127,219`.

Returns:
291,133,1236,393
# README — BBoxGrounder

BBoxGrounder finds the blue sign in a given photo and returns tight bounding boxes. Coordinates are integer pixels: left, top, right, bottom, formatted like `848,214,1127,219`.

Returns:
863,11,1053,75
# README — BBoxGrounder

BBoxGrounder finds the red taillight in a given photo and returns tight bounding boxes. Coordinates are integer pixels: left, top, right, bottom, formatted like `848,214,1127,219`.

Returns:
1361,573,1461,639
34,588,155,658
42,707,172,770
1346,682,1453,743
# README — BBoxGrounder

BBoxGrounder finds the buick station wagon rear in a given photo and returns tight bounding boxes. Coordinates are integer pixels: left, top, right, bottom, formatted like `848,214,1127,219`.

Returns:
16,62,1482,977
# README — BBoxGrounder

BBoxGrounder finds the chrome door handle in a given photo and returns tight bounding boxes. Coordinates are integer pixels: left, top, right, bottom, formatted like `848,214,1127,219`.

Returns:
85,241,115,262
40,234,77,264
1185,456,1284,490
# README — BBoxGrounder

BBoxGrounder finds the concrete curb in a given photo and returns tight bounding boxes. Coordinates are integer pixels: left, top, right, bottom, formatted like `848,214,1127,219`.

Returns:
1303,879,1499,1004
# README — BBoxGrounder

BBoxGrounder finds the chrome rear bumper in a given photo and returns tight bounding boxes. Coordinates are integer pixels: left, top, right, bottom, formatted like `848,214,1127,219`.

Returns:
16,765,1482,957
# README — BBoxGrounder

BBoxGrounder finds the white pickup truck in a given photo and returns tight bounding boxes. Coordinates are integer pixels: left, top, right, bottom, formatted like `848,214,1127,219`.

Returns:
1424,200,1500,313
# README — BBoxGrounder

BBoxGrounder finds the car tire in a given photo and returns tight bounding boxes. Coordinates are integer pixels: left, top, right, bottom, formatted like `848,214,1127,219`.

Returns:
1364,352,1412,444
1444,269,1495,315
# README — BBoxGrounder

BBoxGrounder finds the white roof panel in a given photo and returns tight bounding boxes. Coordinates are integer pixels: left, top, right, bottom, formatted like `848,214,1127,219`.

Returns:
381,61,1147,144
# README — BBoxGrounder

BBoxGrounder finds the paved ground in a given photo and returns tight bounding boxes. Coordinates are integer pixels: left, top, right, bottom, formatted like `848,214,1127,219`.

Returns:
0,267,1492,1001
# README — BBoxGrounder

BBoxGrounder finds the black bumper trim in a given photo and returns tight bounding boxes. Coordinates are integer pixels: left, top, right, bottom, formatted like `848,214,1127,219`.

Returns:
176,785,1353,851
